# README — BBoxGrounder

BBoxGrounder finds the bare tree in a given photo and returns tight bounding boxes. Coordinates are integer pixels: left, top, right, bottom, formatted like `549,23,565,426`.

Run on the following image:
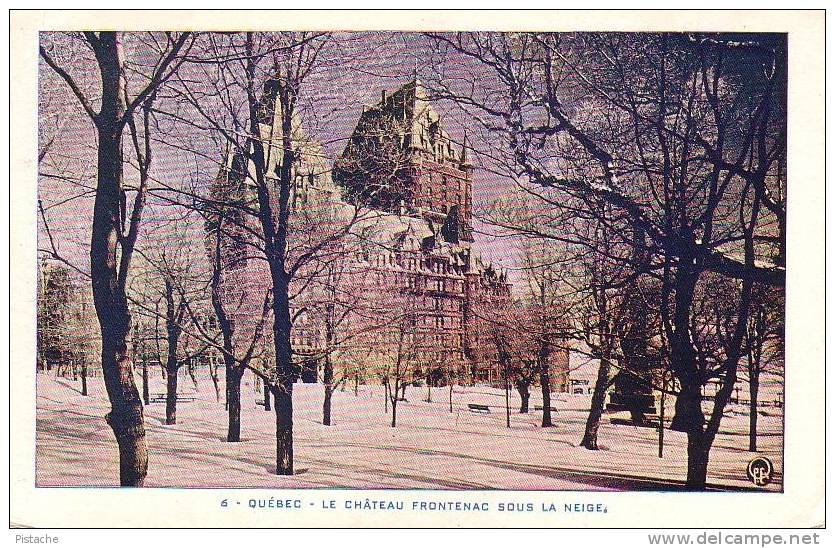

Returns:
742,285,784,452
427,31,785,489
39,31,193,486
136,243,211,425
519,240,573,427
364,287,427,428
577,214,623,449
169,32,375,473
197,209,272,442
489,323,514,428
37,262,74,374
309,257,376,427
388,321,413,428
37,261,97,394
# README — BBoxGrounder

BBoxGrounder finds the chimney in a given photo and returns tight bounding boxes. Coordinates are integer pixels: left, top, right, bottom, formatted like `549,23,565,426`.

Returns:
381,89,387,105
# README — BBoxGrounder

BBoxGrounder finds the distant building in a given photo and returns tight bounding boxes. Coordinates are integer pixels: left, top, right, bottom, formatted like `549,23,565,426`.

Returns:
210,77,512,386
333,79,512,384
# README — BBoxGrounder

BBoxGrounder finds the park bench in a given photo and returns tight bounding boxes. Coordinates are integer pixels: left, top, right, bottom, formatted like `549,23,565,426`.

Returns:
148,393,196,404
467,403,491,414
731,398,783,409
534,405,558,412
610,414,663,428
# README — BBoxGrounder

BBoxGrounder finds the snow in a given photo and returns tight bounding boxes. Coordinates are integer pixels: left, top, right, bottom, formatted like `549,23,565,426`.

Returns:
35,372,783,491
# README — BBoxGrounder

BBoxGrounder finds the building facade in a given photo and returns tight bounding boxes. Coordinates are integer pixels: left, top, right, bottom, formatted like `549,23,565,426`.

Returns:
333,79,511,384
210,77,513,386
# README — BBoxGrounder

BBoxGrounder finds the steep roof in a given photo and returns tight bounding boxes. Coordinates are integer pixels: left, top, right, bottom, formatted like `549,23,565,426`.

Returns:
350,79,465,165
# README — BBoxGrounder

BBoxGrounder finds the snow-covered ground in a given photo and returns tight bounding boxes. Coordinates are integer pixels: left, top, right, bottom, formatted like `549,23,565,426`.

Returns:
35,372,783,491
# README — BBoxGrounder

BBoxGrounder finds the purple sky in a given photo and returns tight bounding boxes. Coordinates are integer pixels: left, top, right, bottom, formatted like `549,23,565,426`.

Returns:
38,32,520,282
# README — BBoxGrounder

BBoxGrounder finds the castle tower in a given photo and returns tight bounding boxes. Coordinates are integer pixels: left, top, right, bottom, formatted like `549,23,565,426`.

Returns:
333,80,474,242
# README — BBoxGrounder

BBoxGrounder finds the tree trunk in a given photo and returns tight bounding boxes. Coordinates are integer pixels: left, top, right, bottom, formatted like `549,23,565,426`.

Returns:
516,380,530,413
80,362,88,396
322,354,333,426
670,383,704,434
227,368,234,410
273,386,293,475
323,385,333,426
163,275,182,426
141,357,149,405
187,360,198,390
658,376,666,458
540,369,552,427
749,372,760,452
504,373,511,428
91,42,148,483
668,267,703,435
264,385,271,411
271,273,294,475
390,380,398,427
226,367,243,442
47,28,190,482
686,431,710,490
384,380,389,414
210,368,220,403
165,365,178,425
273,387,293,475
580,359,611,450
101,334,147,487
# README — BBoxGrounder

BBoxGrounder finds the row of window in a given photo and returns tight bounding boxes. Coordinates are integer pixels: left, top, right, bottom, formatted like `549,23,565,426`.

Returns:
372,271,467,295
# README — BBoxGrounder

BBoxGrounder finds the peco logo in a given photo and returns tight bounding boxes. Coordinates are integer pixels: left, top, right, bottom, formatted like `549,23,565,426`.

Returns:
746,456,774,487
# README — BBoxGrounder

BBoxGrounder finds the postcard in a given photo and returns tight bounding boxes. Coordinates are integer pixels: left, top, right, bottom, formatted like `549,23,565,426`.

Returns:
10,9,825,529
